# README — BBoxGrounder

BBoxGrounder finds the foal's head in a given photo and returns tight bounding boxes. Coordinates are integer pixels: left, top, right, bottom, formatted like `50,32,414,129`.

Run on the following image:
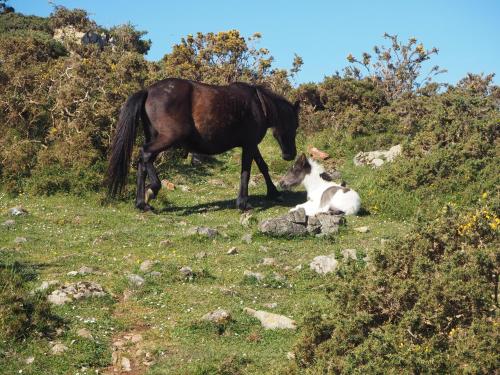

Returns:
279,153,311,189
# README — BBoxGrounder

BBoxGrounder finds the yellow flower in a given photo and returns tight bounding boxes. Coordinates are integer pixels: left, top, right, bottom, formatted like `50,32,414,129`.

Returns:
482,192,488,199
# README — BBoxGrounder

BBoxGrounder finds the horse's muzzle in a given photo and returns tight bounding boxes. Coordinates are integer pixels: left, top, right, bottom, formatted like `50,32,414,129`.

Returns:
282,153,296,161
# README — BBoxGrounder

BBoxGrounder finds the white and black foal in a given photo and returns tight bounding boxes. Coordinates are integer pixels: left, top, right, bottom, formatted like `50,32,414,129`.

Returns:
279,154,361,216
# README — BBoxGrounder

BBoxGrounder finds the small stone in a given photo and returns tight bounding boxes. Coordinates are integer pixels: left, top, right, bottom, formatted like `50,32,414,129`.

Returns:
9,206,28,216
262,257,277,266
293,264,303,272
371,158,384,167
244,308,296,329
179,185,191,192
241,233,253,244
76,328,93,340
130,334,143,343
259,246,269,252
35,280,59,292
128,274,145,287
263,302,277,309
341,249,358,261
25,356,35,364
51,342,68,355
2,219,15,227
14,237,27,244
287,352,296,360
187,226,218,238
48,290,71,305
202,309,232,324
195,251,207,259
180,266,193,277
159,239,172,247
149,271,162,277
310,255,338,274
244,270,264,281
78,266,94,275
121,356,132,372
67,271,78,276
139,260,154,272
240,212,255,227
227,247,238,255
354,226,370,233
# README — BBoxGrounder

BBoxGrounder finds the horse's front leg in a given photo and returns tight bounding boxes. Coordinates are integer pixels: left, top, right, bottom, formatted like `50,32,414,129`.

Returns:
253,147,281,200
236,146,254,210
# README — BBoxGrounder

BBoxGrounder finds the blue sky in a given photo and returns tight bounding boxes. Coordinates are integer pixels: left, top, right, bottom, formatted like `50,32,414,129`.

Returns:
11,0,500,85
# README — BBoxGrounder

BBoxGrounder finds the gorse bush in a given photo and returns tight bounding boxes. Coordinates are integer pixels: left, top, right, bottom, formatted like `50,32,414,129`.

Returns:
288,200,499,374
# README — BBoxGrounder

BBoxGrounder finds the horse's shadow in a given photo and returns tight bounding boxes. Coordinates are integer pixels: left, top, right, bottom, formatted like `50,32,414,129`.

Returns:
159,190,306,216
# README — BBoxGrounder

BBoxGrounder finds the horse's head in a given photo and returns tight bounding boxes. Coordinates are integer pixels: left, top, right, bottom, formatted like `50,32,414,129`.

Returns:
279,153,311,190
272,100,299,161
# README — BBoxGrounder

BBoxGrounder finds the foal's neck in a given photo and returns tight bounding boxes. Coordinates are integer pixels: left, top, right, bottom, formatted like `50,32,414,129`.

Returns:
302,159,331,194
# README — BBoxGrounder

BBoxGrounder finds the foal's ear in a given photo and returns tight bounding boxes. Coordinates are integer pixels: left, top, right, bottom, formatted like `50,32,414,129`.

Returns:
293,100,300,112
297,153,307,165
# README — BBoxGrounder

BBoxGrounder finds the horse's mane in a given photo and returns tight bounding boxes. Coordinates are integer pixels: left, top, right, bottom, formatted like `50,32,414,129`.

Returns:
244,83,294,126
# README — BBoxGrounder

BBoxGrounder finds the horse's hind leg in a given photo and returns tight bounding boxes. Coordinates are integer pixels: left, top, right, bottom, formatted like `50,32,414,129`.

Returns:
253,147,281,199
135,153,151,211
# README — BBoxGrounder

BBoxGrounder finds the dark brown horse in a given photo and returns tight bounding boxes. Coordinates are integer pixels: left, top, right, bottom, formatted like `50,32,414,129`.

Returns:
107,78,299,211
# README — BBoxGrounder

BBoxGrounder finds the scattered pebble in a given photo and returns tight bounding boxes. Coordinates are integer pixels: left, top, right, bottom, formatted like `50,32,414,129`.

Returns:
159,239,172,247
121,356,132,372
244,307,296,330
202,309,232,324
67,271,78,276
263,302,277,309
240,212,255,227
341,249,358,261
187,226,219,237
354,226,370,233
139,260,154,272
51,342,68,355
25,356,35,364
9,206,28,216
241,233,253,244
262,257,277,266
287,352,296,360
244,270,264,282
14,237,27,244
48,282,106,305
227,247,238,255
310,255,338,274
180,266,193,278
2,219,15,227
149,271,162,277
76,328,93,340
127,274,145,287
195,251,207,259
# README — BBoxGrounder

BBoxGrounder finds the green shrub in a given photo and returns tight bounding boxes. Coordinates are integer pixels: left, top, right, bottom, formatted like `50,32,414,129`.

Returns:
288,202,499,374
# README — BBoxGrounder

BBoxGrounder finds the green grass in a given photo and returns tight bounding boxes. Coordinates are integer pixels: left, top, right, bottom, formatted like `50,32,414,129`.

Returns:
0,134,412,374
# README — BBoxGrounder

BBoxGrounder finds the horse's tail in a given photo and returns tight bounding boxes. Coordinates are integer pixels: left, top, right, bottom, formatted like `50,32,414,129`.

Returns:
106,90,148,197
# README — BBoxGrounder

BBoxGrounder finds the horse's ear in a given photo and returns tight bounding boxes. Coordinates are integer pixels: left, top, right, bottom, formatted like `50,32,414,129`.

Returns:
293,100,300,112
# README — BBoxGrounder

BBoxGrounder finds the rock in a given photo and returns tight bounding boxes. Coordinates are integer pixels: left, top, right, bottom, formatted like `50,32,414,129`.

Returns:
179,185,191,192
25,356,35,364
9,206,28,216
259,208,344,237
51,342,68,355
121,356,132,372
129,333,143,343
2,219,15,227
263,302,278,309
310,255,338,274
354,226,370,233
14,237,27,244
241,233,253,244
353,144,402,168
48,282,106,305
78,266,94,275
67,271,78,276
240,212,255,227
34,280,59,292
159,239,172,247
76,328,93,340
244,308,296,329
244,270,264,282
262,257,277,266
202,309,232,324
180,266,193,278
227,247,238,255
287,352,296,360
149,271,162,277
341,248,358,261
128,274,145,287
139,260,154,272
308,146,330,160
187,226,218,238
195,251,207,259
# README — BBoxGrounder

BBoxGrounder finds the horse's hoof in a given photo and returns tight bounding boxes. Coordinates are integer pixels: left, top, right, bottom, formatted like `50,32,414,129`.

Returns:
236,197,252,211
136,203,154,212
